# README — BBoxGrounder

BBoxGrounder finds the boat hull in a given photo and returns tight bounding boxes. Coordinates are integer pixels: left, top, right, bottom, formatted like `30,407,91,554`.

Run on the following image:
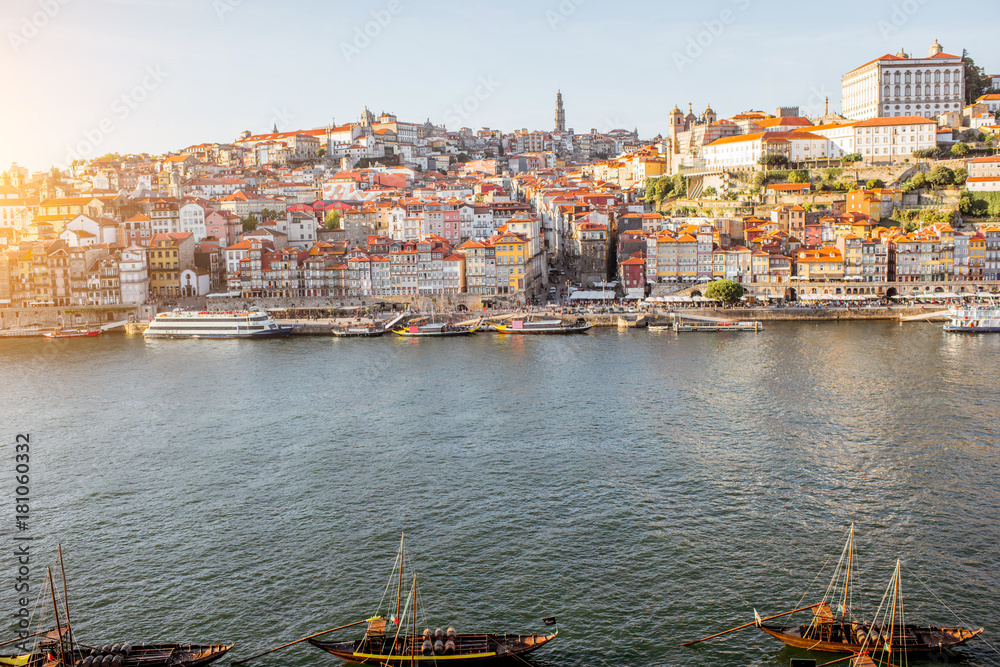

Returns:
943,324,1000,332
759,623,982,655
331,328,386,338
308,632,555,665
43,330,101,338
493,325,590,334
5,644,233,667
144,328,293,339
391,329,477,337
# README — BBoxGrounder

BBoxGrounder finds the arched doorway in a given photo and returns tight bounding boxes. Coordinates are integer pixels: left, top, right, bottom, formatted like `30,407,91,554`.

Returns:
784,287,797,302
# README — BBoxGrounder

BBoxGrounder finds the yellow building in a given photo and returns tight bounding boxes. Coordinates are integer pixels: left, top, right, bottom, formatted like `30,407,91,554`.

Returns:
796,247,844,281
149,234,181,298
493,231,529,293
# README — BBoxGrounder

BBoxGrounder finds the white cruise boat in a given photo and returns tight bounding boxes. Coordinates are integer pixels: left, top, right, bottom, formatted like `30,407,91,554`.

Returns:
144,310,294,339
944,303,1000,333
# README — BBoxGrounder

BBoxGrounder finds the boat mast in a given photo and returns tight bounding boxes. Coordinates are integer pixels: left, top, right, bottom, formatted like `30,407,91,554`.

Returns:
411,573,417,663
395,533,404,626
840,523,854,620
889,560,900,643
46,567,66,666
57,545,76,662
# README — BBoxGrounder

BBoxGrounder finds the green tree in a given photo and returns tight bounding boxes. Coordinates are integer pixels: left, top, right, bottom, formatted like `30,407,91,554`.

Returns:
260,207,281,222
954,167,968,185
963,50,994,105
316,147,327,158
951,142,970,157
866,178,885,189
841,153,862,163
903,221,919,232
927,166,955,188
704,279,745,305
703,186,718,198
758,154,788,168
911,172,927,190
788,170,809,184
241,214,258,232
324,210,341,229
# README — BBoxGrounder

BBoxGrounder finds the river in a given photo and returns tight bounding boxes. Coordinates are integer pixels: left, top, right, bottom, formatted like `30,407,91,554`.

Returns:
1,321,998,666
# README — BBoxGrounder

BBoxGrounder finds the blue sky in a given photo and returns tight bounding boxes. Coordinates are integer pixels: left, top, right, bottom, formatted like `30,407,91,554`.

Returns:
1,0,997,172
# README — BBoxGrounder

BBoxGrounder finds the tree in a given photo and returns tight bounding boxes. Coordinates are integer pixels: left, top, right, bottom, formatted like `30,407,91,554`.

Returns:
903,221,919,233
260,207,281,222
911,172,927,190
841,153,862,163
954,167,968,186
704,279,745,306
951,142,970,157
963,50,994,105
758,153,788,168
324,210,341,230
241,214,258,232
866,178,885,189
912,148,940,160
703,186,718,198
788,170,809,184
316,147,327,158
927,165,955,188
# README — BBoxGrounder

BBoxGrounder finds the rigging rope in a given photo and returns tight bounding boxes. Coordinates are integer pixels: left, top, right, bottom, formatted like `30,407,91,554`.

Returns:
901,562,998,657
411,542,524,625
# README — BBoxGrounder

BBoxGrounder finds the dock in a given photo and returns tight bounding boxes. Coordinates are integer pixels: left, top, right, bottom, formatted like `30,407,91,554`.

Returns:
899,310,950,322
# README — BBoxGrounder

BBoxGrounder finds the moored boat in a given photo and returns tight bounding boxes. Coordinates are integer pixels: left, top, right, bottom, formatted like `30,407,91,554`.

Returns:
43,328,101,339
680,525,983,659
944,303,1000,332
493,316,590,334
673,320,762,332
15,551,233,667
331,323,386,338
306,534,557,665
143,310,292,339
392,319,480,337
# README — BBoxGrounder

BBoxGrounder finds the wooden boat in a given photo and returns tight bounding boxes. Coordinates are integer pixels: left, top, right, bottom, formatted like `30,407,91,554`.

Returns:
12,552,233,667
758,526,982,657
331,323,386,338
307,534,557,665
680,525,983,659
392,318,481,337
673,320,762,332
43,328,101,339
493,316,590,334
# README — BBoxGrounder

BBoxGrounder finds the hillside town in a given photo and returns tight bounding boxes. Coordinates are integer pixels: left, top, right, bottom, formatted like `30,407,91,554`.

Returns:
4,40,1000,320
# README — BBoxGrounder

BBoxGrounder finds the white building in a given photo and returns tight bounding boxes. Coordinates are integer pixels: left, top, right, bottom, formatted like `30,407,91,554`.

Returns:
841,40,964,121
179,202,208,241
853,116,937,162
118,246,149,305
702,132,834,169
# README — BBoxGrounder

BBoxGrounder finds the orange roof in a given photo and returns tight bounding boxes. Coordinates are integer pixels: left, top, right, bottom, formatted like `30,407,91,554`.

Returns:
855,116,935,127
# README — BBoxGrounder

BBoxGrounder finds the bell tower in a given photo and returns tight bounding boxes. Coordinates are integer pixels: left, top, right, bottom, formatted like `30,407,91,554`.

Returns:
555,91,566,132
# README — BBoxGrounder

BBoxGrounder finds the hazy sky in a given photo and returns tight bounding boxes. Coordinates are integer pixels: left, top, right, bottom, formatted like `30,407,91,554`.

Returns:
1,0,997,172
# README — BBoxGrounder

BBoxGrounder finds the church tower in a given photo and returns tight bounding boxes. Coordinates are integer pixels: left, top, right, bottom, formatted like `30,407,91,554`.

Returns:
555,91,566,132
